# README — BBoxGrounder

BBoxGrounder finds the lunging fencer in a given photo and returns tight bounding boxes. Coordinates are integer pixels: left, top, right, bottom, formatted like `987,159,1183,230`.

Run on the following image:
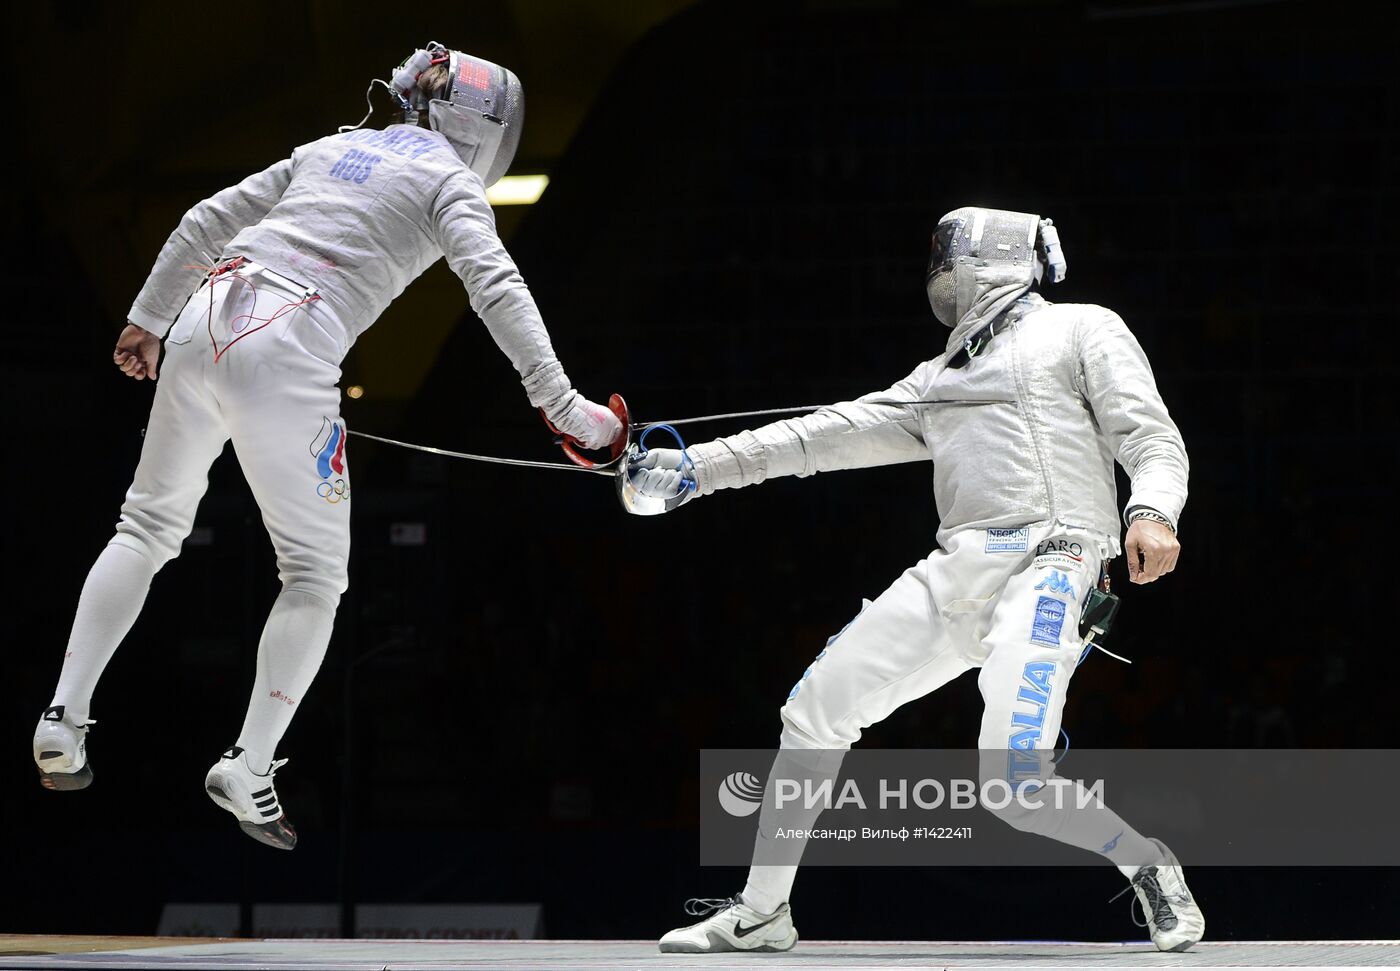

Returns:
33,43,622,849
630,208,1205,952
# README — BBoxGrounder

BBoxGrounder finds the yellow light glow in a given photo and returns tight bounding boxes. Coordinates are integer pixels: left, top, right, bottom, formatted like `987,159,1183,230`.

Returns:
486,174,549,206
347,385,365,399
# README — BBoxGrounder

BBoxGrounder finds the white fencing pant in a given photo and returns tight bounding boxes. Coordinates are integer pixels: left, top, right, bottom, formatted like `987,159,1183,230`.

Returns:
112,262,351,602
741,524,1162,914
51,262,350,766
781,524,1103,752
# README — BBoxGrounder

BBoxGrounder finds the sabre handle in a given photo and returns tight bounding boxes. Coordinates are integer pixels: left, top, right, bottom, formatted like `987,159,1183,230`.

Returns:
616,424,698,516
541,393,631,470
634,424,697,492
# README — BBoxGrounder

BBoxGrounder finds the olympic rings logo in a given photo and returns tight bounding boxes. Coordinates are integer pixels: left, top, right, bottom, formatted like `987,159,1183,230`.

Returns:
317,479,351,504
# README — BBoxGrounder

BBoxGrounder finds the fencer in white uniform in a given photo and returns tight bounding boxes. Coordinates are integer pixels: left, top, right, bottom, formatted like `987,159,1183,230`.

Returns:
633,208,1205,952
32,44,622,850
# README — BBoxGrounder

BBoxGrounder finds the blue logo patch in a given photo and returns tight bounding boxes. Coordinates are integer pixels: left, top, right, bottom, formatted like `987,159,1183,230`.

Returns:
1030,596,1066,647
986,527,1030,553
1034,570,1075,599
788,648,830,702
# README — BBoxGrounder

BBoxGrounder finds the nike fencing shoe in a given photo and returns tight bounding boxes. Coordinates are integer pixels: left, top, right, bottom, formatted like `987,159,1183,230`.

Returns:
659,896,797,953
33,706,94,791
204,746,297,850
1129,838,1205,952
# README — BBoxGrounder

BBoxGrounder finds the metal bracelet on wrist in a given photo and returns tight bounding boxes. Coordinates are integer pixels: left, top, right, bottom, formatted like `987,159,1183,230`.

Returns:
1128,508,1175,533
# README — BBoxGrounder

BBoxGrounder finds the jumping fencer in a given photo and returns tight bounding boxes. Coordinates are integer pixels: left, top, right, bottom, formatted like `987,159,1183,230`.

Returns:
630,208,1205,952
33,43,622,849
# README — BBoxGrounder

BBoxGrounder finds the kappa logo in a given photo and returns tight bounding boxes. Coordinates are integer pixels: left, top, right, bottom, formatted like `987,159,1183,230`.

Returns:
310,418,350,504
1034,570,1076,599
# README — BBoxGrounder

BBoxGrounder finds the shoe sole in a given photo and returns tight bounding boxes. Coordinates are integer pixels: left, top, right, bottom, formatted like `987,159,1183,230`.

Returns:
659,942,795,953
37,763,92,791
238,819,297,851
206,782,297,851
660,930,798,953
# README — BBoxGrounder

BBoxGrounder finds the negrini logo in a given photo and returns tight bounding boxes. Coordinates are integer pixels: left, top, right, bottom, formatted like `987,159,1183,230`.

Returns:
717,772,765,817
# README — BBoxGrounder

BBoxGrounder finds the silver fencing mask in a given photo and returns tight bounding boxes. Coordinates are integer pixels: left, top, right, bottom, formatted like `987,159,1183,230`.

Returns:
391,43,525,186
926,207,1068,328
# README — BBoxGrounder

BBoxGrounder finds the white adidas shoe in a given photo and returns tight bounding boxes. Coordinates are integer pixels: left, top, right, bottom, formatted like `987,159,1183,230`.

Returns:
204,746,297,850
33,706,94,791
1129,838,1205,952
659,897,798,953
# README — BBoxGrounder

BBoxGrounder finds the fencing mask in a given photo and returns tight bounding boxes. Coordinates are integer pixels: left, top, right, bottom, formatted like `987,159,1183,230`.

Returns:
389,42,525,186
925,207,1068,328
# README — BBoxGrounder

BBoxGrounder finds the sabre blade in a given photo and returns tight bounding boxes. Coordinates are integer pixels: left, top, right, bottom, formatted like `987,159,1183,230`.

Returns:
352,398,947,473
347,430,611,474
637,398,947,429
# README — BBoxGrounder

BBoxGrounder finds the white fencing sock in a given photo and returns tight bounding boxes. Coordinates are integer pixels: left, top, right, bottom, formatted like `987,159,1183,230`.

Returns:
994,777,1165,873
235,589,336,775
741,866,797,918
741,748,846,915
50,543,157,725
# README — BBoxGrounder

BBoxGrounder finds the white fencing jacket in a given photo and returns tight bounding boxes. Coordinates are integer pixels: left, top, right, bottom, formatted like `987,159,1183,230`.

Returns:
689,282,1188,556
127,124,578,415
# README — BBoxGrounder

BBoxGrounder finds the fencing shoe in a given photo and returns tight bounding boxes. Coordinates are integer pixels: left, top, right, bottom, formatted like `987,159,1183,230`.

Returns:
1127,838,1205,952
659,896,797,953
204,746,297,850
34,706,95,791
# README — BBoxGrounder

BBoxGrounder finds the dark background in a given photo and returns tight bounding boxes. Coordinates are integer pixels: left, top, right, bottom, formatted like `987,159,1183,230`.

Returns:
3,0,1396,944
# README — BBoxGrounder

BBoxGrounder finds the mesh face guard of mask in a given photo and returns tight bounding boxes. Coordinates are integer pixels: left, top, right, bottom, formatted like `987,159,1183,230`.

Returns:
386,42,525,186
925,207,1068,325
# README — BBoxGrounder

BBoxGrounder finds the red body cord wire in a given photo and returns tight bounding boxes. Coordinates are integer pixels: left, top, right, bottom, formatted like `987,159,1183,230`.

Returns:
183,258,321,363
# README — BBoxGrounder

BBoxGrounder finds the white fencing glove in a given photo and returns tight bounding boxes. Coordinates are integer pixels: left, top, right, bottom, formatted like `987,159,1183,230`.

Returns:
524,362,623,452
629,447,696,499
545,392,623,451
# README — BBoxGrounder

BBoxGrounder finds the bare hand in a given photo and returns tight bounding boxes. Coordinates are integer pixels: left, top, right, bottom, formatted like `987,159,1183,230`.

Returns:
113,323,160,380
1125,519,1179,584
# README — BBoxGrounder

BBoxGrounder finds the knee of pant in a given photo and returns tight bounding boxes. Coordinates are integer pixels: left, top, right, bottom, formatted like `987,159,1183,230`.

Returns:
978,756,1056,833
109,526,176,571
779,695,854,751
773,745,848,778
277,554,348,606
280,579,343,611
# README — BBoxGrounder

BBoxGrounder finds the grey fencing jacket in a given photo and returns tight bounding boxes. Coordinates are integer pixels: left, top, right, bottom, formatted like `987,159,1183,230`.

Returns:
126,124,578,415
688,266,1188,556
